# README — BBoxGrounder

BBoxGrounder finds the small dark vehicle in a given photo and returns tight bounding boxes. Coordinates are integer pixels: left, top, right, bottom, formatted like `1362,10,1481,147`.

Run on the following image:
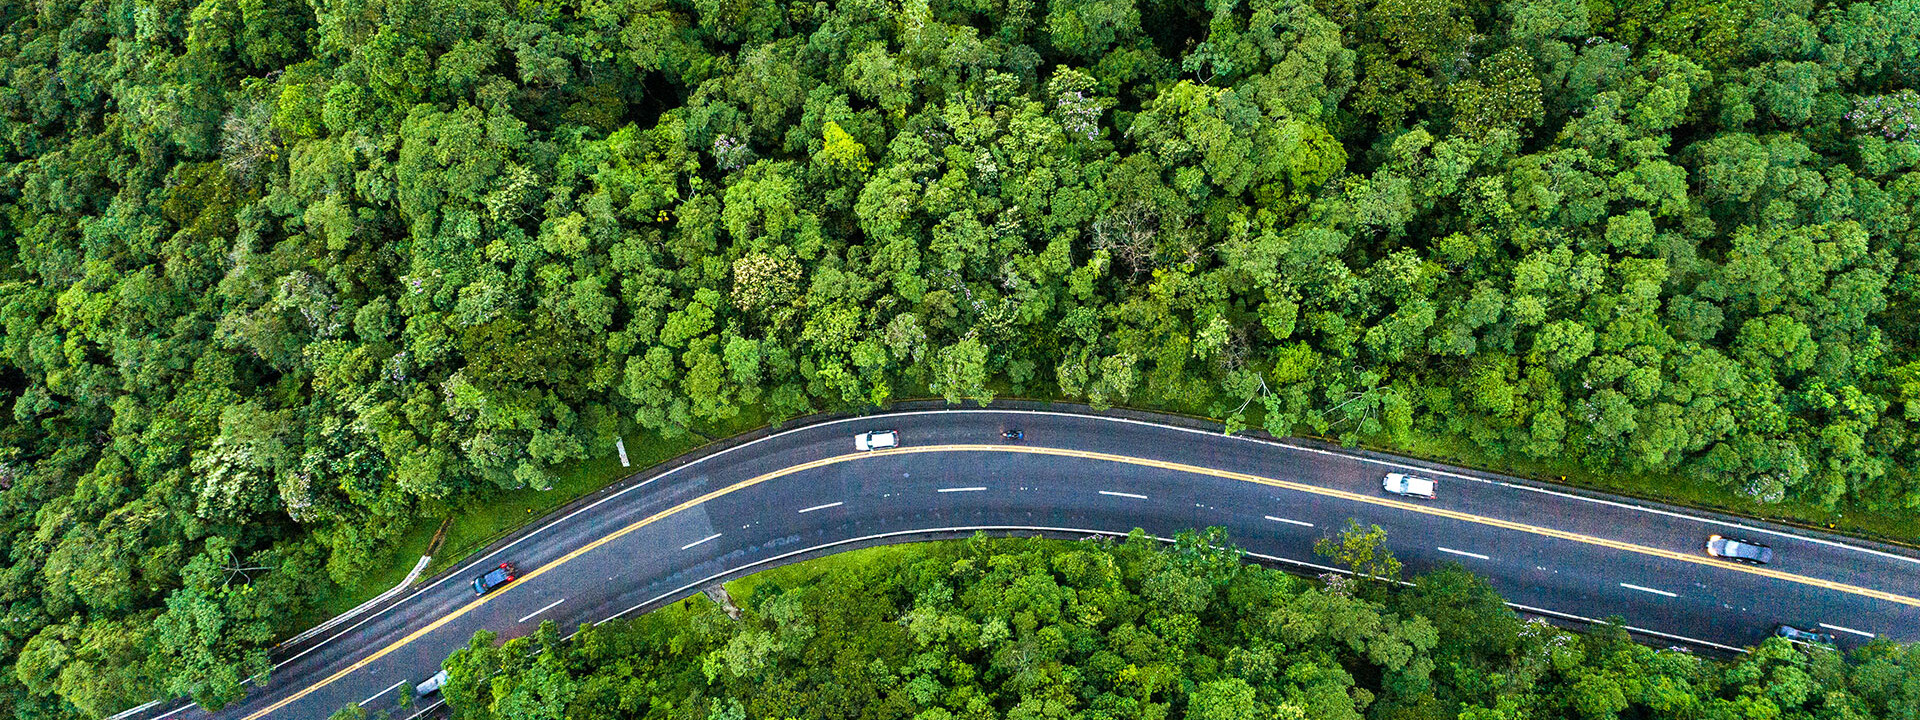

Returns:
1775,625,1836,647
474,561,518,595
1002,429,1024,441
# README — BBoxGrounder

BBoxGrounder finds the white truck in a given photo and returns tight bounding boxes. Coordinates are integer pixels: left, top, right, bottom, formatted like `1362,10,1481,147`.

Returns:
854,430,899,451
1382,472,1436,499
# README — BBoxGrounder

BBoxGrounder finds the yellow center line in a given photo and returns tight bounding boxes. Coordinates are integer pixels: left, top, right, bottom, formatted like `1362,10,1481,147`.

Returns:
239,452,848,719
943,445,1918,606
243,444,1917,718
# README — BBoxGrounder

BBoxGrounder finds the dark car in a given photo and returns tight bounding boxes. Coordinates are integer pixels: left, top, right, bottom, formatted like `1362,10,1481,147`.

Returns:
473,562,518,595
1775,625,1836,647
1705,534,1774,564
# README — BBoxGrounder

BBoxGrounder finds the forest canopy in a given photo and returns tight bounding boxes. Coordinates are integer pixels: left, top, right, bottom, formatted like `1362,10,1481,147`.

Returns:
432,532,1920,720
5,0,1920,716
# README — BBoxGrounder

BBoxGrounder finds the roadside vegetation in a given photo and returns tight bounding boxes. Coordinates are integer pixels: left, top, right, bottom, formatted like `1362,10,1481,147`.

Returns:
426,532,1920,720
5,0,1920,716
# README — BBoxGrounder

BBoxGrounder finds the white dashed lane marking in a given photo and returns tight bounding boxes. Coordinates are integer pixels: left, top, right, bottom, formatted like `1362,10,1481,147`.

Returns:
681,533,722,550
1820,623,1876,638
798,501,844,513
1621,583,1678,598
1265,516,1315,527
1099,490,1148,499
1437,547,1491,560
360,681,406,707
517,598,565,624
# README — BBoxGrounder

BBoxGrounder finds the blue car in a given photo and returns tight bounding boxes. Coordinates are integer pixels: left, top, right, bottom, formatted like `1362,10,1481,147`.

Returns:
473,562,518,595
1775,625,1836,647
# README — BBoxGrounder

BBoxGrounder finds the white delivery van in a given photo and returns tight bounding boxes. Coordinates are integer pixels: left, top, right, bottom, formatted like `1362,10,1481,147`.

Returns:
1382,472,1436,499
854,430,899,451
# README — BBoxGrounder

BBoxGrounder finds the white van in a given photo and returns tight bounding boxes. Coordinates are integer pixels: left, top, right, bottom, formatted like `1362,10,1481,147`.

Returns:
415,669,450,697
854,430,899,451
1382,472,1436,499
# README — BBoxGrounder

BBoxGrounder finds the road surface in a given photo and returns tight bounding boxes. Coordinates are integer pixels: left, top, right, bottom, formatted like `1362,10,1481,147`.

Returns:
134,409,1920,720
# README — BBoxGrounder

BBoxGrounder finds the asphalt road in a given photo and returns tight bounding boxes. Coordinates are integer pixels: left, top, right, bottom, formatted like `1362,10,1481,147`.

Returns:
139,409,1920,720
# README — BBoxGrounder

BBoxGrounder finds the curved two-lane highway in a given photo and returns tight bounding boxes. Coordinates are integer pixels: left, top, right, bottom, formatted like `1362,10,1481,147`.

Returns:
145,410,1920,720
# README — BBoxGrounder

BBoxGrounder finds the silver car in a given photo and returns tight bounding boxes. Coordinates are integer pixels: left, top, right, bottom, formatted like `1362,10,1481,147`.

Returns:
1706,535,1774,564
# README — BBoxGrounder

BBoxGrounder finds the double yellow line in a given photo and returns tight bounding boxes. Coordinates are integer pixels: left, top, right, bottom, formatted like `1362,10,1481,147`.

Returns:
242,444,1917,718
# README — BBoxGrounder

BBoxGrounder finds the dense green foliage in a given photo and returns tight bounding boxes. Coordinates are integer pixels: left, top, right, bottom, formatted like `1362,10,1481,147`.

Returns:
436,533,1920,720
5,0,1920,715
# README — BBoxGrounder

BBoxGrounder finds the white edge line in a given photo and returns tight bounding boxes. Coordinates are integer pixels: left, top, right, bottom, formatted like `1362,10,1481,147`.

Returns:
359,680,406,707
516,598,566,624
1239,428,1920,566
139,407,1446,718
266,412,999,672
1475,475,1920,565
569,525,1748,656
1265,516,1314,527
104,700,164,720
392,539,1743,720
1620,583,1678,597
579,526,1346,631
911,408,1919,567
283,555,431,648
105,702,167,720
1506,601,1750,653
1818,622,1876,638
400,698,446,720
1098,490,1148,499
275,408,1917,670
257,406,1833,714
149,704,193,720
935,407,1920,568
681,533,722,550
1437,547,1491,560
798,501,844,513
936,486,987,493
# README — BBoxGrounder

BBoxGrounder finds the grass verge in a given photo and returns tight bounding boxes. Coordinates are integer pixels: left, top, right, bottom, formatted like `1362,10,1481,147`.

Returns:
643,589,720,627
424,429,706,577
723,542,937,606
293,418,753,643
295,519,440,631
